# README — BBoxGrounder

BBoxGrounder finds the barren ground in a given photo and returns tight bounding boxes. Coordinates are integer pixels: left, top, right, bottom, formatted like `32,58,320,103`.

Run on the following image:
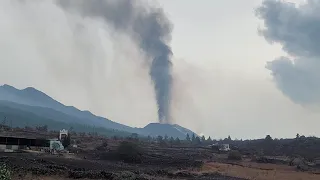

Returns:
201,162,320,180
1,132,319,179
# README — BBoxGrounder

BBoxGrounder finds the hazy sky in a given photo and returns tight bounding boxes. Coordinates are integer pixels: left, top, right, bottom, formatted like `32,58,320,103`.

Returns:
0,0,319,139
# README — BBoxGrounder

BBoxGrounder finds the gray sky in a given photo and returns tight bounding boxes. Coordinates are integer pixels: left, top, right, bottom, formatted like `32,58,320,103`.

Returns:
0,0,319,139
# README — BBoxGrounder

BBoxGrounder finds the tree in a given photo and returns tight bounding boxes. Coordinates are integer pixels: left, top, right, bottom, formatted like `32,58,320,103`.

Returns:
131,133,138,139
36,125,48,132
169,137,175,147
169,137,174,142
195,136,201,145
201,135,206,142
228,135,232,141
175,137,181,145
186,134,191,141
44,125,48,132
192,134,196,142
157,135,163,142
207,136,212,142
265,135,273,141
164,135,168,141
158,136,167,147
296,133,300,139
62,134,71,148
79,132,86,137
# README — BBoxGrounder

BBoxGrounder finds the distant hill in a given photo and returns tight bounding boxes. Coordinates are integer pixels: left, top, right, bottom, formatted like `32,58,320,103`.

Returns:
0,102,132,137
0,84,133,132
0,84,197,139
141,123,197,139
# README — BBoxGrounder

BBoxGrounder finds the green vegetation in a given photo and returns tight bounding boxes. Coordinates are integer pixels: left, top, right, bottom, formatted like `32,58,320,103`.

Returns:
0,164,11,180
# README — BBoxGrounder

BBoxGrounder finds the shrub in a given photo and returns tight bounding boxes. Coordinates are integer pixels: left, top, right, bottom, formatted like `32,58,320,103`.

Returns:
0,164,11,180
113,171,137,180
116,141,143,163
62,135,71,148
101,141,108,147
96,141,108,151
256,156,274,163
159,140,168,147
228,150,242,160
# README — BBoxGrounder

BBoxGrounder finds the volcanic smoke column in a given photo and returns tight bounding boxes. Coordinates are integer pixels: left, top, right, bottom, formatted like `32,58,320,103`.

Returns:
56,0,173,123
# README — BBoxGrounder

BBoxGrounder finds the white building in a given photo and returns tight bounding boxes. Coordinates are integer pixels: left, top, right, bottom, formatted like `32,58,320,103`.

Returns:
59,129,68,140
219,144,230,152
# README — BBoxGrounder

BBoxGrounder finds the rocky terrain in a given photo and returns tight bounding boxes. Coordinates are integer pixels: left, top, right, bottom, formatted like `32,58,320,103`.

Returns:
1,129,320,180
0,151,242,180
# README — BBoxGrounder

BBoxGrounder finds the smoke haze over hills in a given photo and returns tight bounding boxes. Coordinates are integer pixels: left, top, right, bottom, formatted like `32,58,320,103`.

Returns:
1,0,320,139
56,0,174,124
0,0,159,127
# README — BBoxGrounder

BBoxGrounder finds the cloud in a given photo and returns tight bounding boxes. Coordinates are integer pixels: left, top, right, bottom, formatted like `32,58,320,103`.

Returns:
256,0,320,106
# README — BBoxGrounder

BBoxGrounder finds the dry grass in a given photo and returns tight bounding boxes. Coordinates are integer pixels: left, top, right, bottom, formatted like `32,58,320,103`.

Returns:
201,162,320,180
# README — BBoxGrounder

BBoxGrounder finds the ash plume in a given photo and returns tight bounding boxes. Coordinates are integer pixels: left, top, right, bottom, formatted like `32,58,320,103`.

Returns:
56,0,173,123
256,0,320,106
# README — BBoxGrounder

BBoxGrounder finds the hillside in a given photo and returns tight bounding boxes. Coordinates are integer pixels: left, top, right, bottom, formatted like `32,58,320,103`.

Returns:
0,103,132,137
142,123,197,139
0,84,134,132
0,84,197,139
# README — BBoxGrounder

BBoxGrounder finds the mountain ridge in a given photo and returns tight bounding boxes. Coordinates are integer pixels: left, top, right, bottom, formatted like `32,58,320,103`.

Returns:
0,84,197,139
0,84,133,131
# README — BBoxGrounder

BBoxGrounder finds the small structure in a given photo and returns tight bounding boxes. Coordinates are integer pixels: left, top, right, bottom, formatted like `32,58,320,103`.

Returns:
59,129,68,140
0,136,65,152
219,144,230,152
49,139,64,151
209,143,231,152
0,136,50,152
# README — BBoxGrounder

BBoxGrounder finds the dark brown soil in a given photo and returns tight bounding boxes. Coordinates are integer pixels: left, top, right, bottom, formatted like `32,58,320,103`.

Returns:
0,152,245,180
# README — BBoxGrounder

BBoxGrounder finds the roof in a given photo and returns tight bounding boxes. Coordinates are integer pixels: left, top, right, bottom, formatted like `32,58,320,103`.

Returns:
0,132,53,140
0,135,48,140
